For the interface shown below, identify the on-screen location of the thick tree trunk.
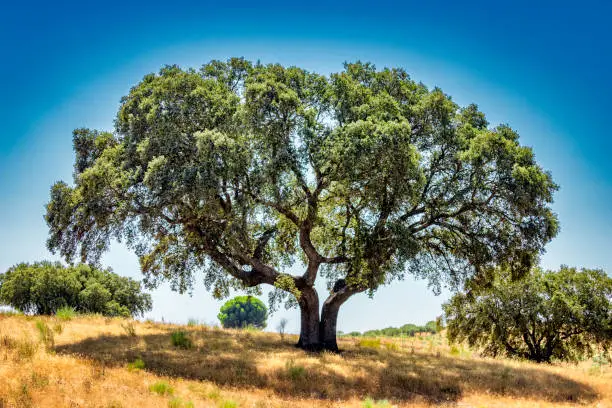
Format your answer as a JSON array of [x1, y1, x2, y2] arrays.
[[296, 286, 322, 351], [319, 283, 357, 352], [320, 299, 342, 352]]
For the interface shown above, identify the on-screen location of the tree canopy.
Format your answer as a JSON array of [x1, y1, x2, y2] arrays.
[[444, 266, 612, 362], [46, 58, 558, 350], [217, 295, 268, 329], [0, 261, 152, 317]]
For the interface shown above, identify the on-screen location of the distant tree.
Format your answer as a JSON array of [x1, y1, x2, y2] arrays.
[[45, 58, 558, 351], [218, 296, 268, 329], [0, 261, 152, 317], [277, 317, 289, 340], [444, 266, 612, 362]]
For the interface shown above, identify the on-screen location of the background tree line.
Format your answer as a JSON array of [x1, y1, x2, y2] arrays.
[[342, 320, 441, 337]]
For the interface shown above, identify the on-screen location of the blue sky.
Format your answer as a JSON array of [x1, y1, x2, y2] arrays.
[[1, 0, 610, 333]]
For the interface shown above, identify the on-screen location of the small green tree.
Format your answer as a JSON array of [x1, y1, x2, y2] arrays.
[[0, 261, 152, 317], [218, 296, 268, 329], [444, 266, 612, 363]]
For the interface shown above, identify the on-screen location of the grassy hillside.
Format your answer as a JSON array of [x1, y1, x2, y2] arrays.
[[0, 313, 610, 407]]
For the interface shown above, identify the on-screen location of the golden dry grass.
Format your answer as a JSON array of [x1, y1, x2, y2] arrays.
[[0, 313, 610, 407]]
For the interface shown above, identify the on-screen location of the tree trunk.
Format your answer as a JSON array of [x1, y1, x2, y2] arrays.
[[296, 286, 322, 351], [320, 299, 341, 352], [319, 283, 357, 352]]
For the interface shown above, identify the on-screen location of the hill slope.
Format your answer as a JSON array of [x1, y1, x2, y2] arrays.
[[0, 313, 610, 407]]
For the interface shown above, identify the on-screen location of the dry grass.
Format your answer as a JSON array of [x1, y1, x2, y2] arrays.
[[0, 312, 610, 407]]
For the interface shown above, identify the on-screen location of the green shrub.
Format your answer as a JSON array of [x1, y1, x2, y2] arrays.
[[149, 381, 174, 396], [35, 320, 54, 350], [219, 400, 239, 408], [358, 338, 381, 350], [217, 296, 267, 329], [285, 359, 306, 381], [362, 398, 393, 408], [168, 397, 195, 408], [171, 330, 192, 349], [187, 318, 198, 326], [127, 357, 145, 371], [56, 306, 76, 321]]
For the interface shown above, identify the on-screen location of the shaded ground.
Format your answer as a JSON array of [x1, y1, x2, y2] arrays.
[[54, 325, 599, 405]]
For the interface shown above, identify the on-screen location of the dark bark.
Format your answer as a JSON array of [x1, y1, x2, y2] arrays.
[[293, 281, 360, 352], [295, 286, 322, 351], [319, 283, 359, 352]]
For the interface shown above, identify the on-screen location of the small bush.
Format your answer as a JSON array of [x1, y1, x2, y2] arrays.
[[362, 398, 393, 408], [449, 345, 460, 356], [149, 381, 174, 396], [383, 342, 399, 351], [127, 357, 145, 371], [171, 330, 192, 349], [56, 306, 76, 321], [358, 338, 381, 350], [187, 318, 198, 326], [35, 320, 54, 350], [285, 359, 306, 381], [168, 397, 195, 408], [219, 400, 239, 408]]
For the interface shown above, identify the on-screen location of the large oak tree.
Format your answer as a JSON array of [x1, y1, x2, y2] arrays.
[[46, 59, 558, 351]]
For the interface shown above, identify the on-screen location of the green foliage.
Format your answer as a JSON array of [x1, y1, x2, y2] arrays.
[[362, 398, 393, 408], [0, 261, 152, 317], [350, 321, 438, 338], [127, 357, 145, 371], [217, 296, 268, 329], [149, 381, 174, 396], [358, 338, 381, 349], [45, 58, 558, 348], [35, 320, 54, 350], [444, 266, 612, 363], [168, 397, 194, 408], [170, 330, 192, 349], [218, 400, 239, 408], [284, 359, 306, 381], [56, 306, 76, 321]]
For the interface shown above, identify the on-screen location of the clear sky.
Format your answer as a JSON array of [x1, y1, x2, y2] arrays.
[[1, 0, 610, 334]]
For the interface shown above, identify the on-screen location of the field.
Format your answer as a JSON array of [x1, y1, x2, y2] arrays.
[[0, 313, 610, 407]]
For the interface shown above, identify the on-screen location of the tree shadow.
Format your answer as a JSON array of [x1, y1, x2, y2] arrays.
[[55, 329, 600, 405]]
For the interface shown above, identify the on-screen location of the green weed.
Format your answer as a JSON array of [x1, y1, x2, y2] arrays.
[[171, 330, 192, 349], [149, 381, 174, 396], [56, 306, 76, 321]]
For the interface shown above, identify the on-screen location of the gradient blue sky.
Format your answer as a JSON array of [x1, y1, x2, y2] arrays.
[[1, 0, 610, 333]]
